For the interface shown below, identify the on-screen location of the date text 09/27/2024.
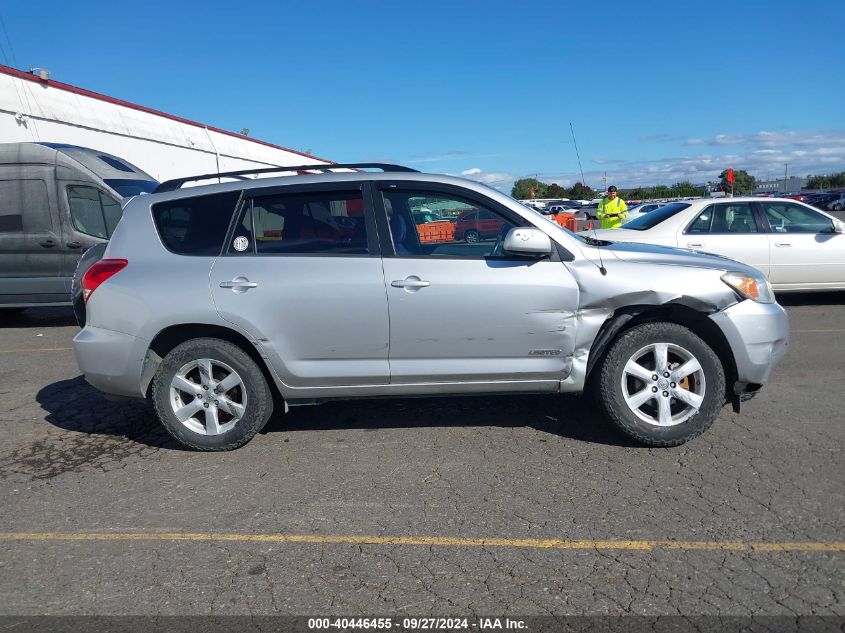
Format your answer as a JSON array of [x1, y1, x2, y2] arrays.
[[307, 617, 527, 630]]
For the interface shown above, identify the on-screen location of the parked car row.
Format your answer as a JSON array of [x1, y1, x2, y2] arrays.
[[805, 191, 845, 213]]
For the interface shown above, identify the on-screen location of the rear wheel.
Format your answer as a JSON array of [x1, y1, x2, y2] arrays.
[[596, 322, 725, 447], [464, 229, 480, 243], [152, 338, 274, 451]]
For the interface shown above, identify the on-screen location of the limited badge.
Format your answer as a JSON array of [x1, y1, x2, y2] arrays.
[[233, 236, 249, 252]]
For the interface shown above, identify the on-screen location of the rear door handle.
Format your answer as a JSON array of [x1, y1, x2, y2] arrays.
[[40, 239, 56, 248], [775, 241, 792, 247], [391, 276, 430, 290], [686, 242, 704, 248], [66, 241, 82, 249], [219, 276, 258, 292]]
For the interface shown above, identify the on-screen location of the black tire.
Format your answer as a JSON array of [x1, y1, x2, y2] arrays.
[[152, 338, 274, 451], [596, 322, 725, 447], [465, 229, 480, 243]]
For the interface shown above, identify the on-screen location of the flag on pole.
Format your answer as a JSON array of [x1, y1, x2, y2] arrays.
[[727, 168, 735, 183]]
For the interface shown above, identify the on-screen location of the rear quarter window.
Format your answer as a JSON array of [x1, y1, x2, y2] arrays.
[[152, 191, 241, 255]]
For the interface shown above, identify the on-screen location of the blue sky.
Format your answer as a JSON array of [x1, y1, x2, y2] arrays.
[[2, 0, 843, 192]]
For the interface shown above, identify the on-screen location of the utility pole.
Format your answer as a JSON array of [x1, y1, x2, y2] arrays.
[[603, 172, 607, 192], [784, 163, 788, 192]]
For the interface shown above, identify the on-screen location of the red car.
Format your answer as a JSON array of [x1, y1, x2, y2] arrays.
[[453, 209, 506, 243]]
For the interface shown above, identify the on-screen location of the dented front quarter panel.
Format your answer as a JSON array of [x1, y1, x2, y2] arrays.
[[556, 242, 743, 393]]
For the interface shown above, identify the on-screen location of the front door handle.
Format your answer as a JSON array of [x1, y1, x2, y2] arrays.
[[775, 241, 792, 247], [391, 276, 430, 290], [66, 241, 82, 249], [686, 242, 704, 248], [219, 276, 258, 293], [40, 239, 56, 248]]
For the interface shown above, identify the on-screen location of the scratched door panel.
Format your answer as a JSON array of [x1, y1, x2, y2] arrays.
[[382, 258, 579, 383]]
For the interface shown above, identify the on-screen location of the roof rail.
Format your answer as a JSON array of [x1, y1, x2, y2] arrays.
[[153, 163, 418, 193]]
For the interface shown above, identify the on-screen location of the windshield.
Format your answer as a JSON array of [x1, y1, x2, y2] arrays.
[[625, 202, 691, 230], [105, 179, 159, 198]]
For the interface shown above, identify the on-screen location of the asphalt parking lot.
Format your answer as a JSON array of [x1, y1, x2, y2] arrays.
[[0, 297, 843, 618]]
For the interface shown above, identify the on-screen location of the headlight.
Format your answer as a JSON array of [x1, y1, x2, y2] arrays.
[[721, 271, 775, 304]]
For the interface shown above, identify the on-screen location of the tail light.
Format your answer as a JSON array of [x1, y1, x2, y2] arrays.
[[82, 259, 128, 302]]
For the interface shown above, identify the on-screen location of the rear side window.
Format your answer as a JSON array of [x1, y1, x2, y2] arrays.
[[228, 189, 368, 256], [153, 191, 241, 255], [687, 202, 758, 234]]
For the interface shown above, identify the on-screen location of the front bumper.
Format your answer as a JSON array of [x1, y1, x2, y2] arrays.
[[709, 299, 789, 388], [73, 326, 148, 398]]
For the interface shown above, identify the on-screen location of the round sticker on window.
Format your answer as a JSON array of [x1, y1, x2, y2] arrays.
[[233, 236, 249, 252]]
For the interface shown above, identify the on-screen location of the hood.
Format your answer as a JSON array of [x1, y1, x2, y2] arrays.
[[602, 240, 762, 276], [591, 228, 641, 240]]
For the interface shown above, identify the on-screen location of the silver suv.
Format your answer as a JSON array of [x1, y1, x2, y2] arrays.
[[73, 164, 789, 450]]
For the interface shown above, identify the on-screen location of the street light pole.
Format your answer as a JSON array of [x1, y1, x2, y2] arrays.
[[784, 163, 788, 193]]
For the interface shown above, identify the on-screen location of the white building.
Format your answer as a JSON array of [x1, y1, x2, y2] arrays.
[[0, 64, 331, 183]]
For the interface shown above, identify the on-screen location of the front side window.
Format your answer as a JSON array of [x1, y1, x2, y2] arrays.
[[763, 201, 834, 234], [383, 190, 521, 258], [687, 202, 758, 234], [152, 191, 241, 255], [67, 186, 122, 239], [230, 190, 368, 256]]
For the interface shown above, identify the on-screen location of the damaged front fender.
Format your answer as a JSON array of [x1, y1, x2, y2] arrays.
[[560, 255, 740, 393]]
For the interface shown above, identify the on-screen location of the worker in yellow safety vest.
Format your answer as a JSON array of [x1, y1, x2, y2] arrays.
[[596, 185, 628, 229]]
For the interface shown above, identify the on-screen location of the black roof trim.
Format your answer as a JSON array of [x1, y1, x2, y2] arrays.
[[153, 163, 419, 193]]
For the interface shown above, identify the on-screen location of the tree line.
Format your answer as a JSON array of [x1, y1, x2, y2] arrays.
[[512, 169, 843, 202], [511, 179, 596, 201], [806, 172, 845, 189]]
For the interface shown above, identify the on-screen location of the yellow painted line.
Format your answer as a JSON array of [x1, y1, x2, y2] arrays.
[[0, 347, 73, 354], [0, 532, 842, 552]]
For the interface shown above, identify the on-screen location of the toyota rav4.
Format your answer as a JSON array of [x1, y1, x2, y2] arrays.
[[73, 164, 789, 451]]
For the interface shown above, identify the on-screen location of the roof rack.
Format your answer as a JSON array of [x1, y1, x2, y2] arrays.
[[153, 163, 418, 193]]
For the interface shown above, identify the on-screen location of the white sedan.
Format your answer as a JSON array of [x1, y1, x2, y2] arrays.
[[590, 197, 845, 292]]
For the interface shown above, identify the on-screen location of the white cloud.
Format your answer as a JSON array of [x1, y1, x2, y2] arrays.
[[541, 142, 845, 188], [695, 130, 845, 148], [456, 167, 514, 190]]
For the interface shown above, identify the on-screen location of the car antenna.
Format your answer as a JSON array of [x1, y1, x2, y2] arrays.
[[571, 121, 607, 275], [592, 219, 608, 276]]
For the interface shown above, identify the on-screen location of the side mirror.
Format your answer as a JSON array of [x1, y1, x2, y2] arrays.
[[834, 220, 845, 234], [503, 227, 552, 257]]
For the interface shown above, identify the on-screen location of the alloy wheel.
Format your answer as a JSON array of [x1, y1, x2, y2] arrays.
[[169, 358, 247, 435], [620, 343, 706, 427]]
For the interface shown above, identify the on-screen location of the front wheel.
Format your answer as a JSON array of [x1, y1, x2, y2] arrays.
[[152, 338, 274, 451], [596, 322, 725, 446], [464, 229, 480, 243]]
